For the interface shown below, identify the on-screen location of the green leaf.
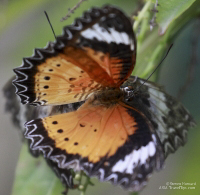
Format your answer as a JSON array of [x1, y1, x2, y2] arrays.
[[156, 0, 196, 34], [12, 144, 65, 195], [134, 0, 200, 79]]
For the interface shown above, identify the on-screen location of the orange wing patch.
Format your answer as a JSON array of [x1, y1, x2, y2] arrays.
[[62, 47, 117, 87], [28, 101, 138, 163], [83, 48, 124, 86], [34, 54, 102, 105], [82, 47, 135, 87], [13, 49, 104, 106]]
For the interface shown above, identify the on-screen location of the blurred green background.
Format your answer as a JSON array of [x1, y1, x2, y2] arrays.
[[0, 0, 199, 195]]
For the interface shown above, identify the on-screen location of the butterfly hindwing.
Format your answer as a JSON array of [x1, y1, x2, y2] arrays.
[[122, 76, 196, 158], [13, 5, 136, 106], [25, 98, 164, 191]]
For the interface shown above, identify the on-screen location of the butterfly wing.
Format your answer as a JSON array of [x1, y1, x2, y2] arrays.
[[56, 5, 136, 86], [24, 98, 164, 191], [4, 77, 81, 187], [3, 77, 76, 188], [122, 76, 196, 158], [13, 42, 102, 106], [13, 5, 136, 106]]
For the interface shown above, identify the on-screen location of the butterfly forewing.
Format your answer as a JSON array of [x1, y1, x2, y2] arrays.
[[13, 5, 136, 106], [57, 6, 136, 86]]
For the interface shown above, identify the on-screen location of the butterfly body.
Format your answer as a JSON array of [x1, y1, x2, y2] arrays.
[[91, 88, 123, 105], [12, 5, 195, 192]]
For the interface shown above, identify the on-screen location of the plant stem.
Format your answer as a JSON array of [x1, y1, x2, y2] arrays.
[[133, 1, 152, 31]]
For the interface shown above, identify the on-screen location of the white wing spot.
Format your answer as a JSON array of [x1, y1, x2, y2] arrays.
[[81, 28, 104, 42], [121, 32, 129, 45], [112, 141, 156, 174], [81, 24, 132, 47]]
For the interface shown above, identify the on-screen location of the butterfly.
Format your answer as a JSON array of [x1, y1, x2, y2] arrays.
[[12, 5, 195, 191]]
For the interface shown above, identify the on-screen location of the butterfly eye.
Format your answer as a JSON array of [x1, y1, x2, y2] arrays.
[[123, 86, 132, 93]]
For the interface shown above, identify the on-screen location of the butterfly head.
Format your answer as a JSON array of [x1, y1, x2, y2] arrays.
[[121, 86, 135, 102], [120, 76, 140, 102]]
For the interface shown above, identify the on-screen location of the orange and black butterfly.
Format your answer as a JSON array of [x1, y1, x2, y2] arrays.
[[12, 5, 195, 191]]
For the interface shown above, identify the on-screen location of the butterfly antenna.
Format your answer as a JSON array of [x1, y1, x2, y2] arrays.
[[136, 44, 173, 92], [44, 11, 57, 40]]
